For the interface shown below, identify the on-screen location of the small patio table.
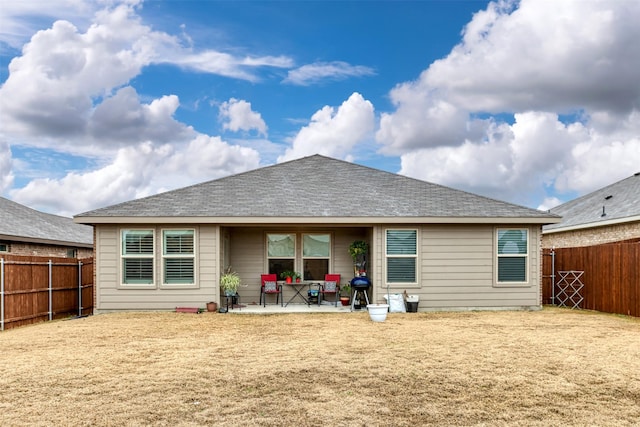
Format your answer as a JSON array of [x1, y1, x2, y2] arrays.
[[282, 281, 318, 307]]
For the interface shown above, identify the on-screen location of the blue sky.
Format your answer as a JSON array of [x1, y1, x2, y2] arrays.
[[1, 0, 639, 217]]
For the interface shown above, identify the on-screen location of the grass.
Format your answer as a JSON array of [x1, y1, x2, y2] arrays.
[[0, 307, 639, 426]]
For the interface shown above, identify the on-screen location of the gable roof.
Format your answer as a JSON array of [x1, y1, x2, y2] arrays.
[[75, 155, 558, 225], [544, 172, 640, 233], [1, 197, 93, 247]]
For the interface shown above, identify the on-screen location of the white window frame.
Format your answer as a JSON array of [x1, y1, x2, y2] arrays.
[[120, 229, 155, 288], [385, 228, 419, 287], [266, 233, 297, 277], [0, 242, 9, 253], [495, 228, 529, 286], [302, 233, 331, 280], [161, 228, 197, 288]]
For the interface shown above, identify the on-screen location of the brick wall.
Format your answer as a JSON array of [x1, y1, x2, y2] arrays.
[[0, 241, 93, 258], [542, 221, 640, 248]]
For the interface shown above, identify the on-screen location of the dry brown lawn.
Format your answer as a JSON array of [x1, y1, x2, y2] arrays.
[[0, 307, 639, 426]]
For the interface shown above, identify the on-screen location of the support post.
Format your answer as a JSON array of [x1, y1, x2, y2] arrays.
[[78, 260, 83, 317], [551, 249, 555, 305], [48, 259, 53, 321]]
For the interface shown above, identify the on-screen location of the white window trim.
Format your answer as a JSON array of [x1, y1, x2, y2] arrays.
[[120, 228, 156, 289], [266, 232, 297, 272], [494, 227, 529, 286], [302, 233, 332, 280], [161, 228, 197, 289], [384, 228, 419, 287]]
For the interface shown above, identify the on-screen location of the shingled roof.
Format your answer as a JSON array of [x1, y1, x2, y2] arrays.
[[544, 172, 640, 232], [1, 197, 93, 246], [75, 155, 558, 223]]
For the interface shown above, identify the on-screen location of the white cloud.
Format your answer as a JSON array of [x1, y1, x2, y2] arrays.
[[278, 92, 375, 162], [378, 0, 640, 207], [219, 98, 268, 136], [538, 197, 562, 211], [399, 111, 640, 207], [284, 61, 375, 86], [0, 140, 14, 193], [89, 86, 193, 146], [425, 0, 640, 114], [0, 1, 292, 148], [0, 0, 96, 49], [172, 52, 293, 82], [10, 136, 260, 216]]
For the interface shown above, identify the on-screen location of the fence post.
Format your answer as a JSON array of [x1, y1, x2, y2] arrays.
[[1, 258, 4, 331], [78, 260, 82, 317], [48, 260, 53, 321], [551, 249, 555, 305]]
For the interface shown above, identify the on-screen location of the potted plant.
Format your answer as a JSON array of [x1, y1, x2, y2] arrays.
[[339, 283, 351, 306], [220, 268, 241, 296], [280, 270, 297, 283], [349, 240, 368, 276]]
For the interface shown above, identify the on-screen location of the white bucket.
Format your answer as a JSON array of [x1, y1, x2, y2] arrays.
[[406, 295, 419, 303], [367, 304, 389, 322]]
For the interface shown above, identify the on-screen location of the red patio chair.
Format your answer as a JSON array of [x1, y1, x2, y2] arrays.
[[260, 274, 282, 307], [319, 274, 341, 306]]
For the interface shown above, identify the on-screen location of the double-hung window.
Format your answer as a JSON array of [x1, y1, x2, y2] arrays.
[[267, 234, 295, 279], [302, 234, 330, 280], [163, 230, 195, 285], [496, 229, 528, 283], [386, 229, 417, 284], [122, 229, 154, 285]]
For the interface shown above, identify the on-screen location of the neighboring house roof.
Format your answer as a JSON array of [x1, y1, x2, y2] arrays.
[[0, 197, 93, 247], [544, 172, 640, 233], [75, 155, 559, 225]]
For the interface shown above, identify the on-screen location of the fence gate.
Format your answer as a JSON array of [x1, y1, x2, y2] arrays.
[[555, 270, 585, 309]]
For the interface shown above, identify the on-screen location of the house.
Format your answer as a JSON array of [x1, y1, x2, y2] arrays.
[[0, 196, 93, 258], [74, 155, 559, 313], [542, 172, 640, 248]]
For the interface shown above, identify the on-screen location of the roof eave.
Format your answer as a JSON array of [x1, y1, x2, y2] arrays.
[[0, 234, 93, 248], [75, 215, 560, 225], [543, 214, 640, 234]]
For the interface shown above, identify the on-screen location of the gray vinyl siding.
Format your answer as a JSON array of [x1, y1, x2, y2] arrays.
[[370, 224, 541, 310], [94, 224, 219, 312]]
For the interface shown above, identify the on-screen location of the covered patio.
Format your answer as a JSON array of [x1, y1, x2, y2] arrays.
[[218, 301, 357, 314]]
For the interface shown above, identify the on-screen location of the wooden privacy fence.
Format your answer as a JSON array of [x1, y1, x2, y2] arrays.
[[1, 255, 94, 331], [542, 240, 640, 317]]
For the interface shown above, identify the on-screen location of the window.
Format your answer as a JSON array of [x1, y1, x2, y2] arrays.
[[163, 230, 195, 285], [0, 242, 8, 252], [496, 229, 528, 283], [67, 248, 77, 258], [386, 229, 417, 284], [121, 229, 154, 285], [302, 234, 330, 280], [267, 234, 295, 279]]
